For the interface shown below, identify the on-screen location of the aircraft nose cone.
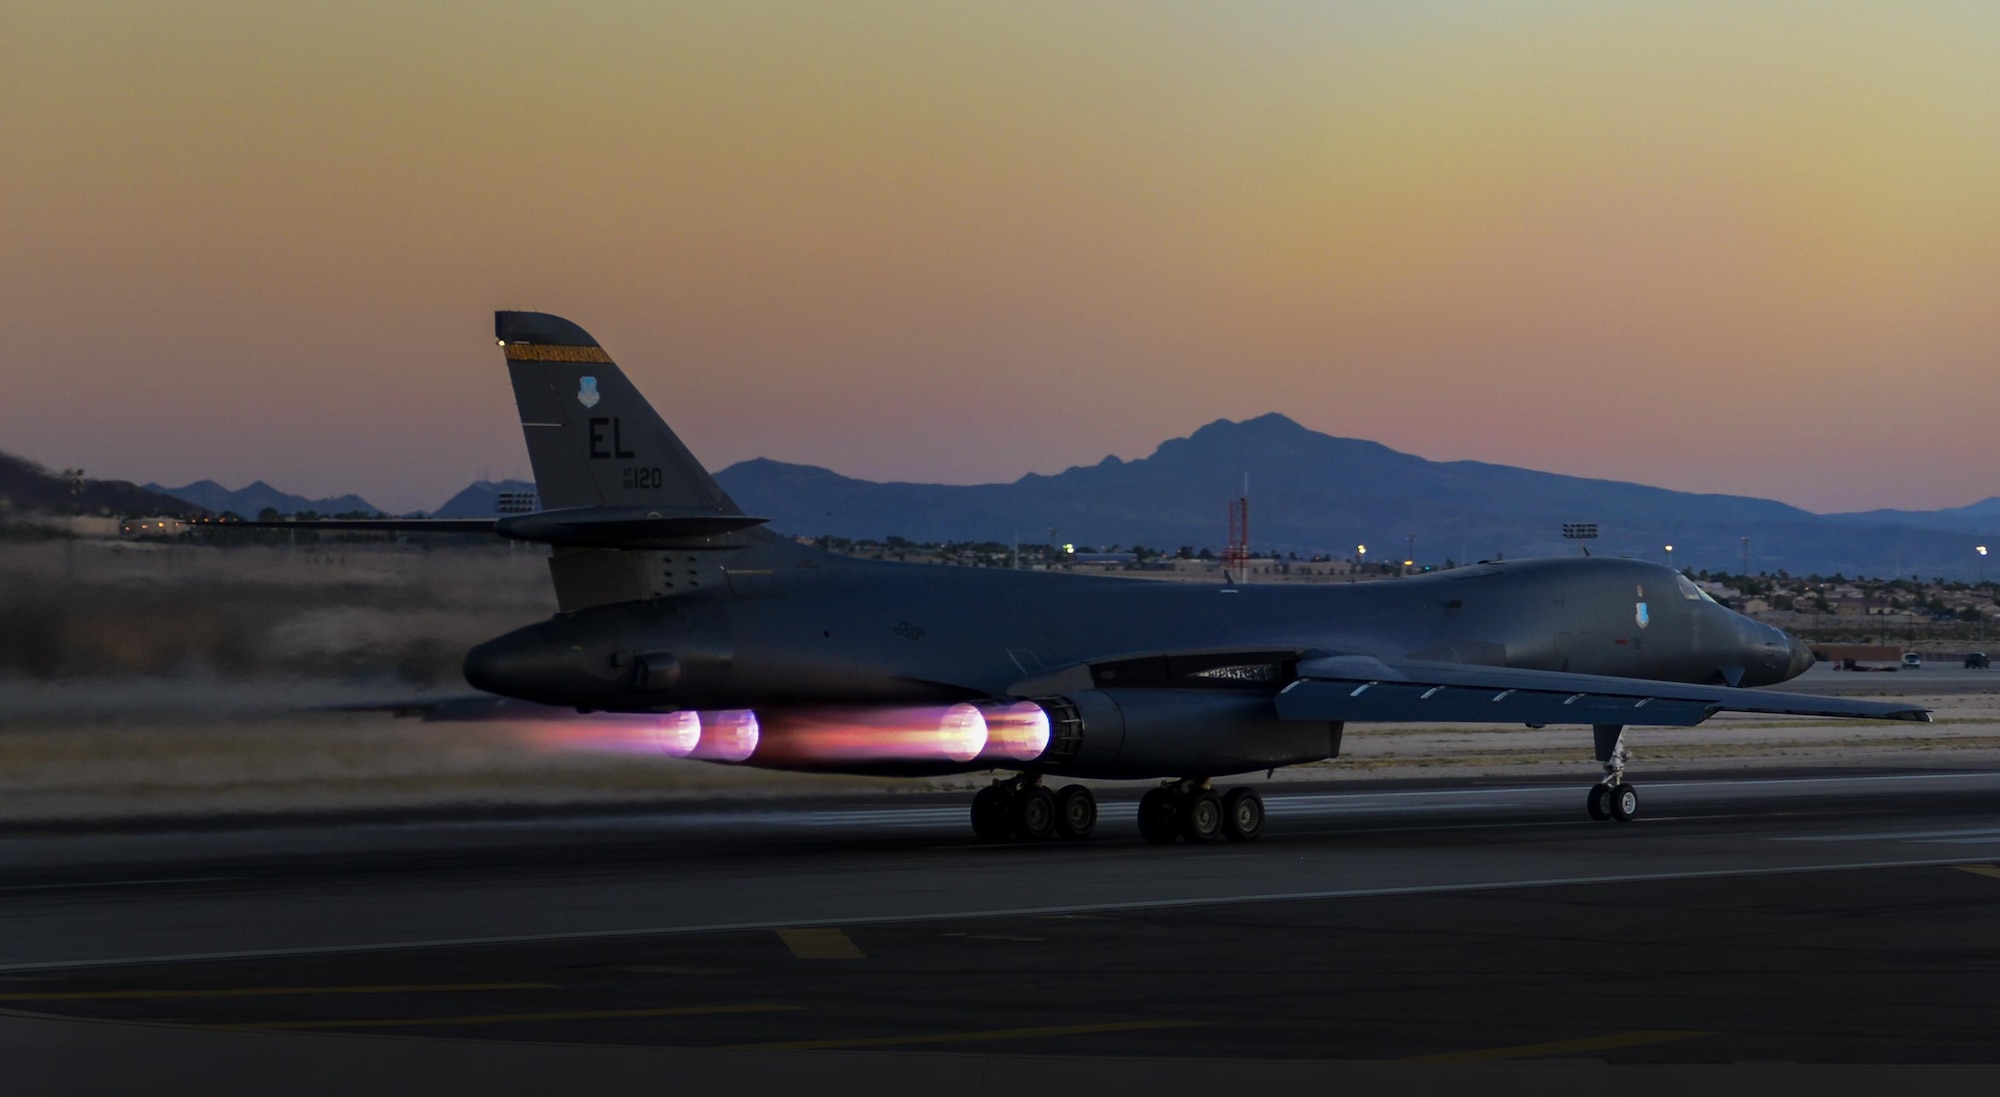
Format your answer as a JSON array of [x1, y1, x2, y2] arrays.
[[1784, 633, 1816, 681]]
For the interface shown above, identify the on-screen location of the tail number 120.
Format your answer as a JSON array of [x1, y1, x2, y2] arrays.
[[622, 466, 664, 490]]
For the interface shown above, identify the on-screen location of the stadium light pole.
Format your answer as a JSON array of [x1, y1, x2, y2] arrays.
[[1664, 544, 1674, 570], [1980, 546, 1989, 645]]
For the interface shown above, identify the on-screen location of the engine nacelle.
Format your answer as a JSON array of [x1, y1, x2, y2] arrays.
[[1030, 689, 1341, 780]]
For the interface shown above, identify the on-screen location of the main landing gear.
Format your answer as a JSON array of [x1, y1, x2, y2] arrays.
[[971, 775, 1097, 842], [1586, 723, 1639, 823], [1138, 779, 1264, 844]]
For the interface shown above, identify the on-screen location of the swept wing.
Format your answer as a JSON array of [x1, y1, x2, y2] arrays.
[[1277, 655, 1930, 727]]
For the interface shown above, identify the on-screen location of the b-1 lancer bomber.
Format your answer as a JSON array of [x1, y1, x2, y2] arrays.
[[275, 312, 1930, 845]]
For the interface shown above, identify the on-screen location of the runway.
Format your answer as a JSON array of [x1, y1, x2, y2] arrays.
[[6, 763, 2000, 1093], [1773, 661, 2000, 695]]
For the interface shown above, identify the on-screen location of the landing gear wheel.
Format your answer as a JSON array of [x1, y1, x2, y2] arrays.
[[970, 785, 1013, 842], [1180, 789, 1224, 843], [1137, 787, 1179, 844], [1586, 784, 1612, 821], [1216, 788, 1264, 840], [1609, 782, 1639, 823], [1011, 786, 1058, 840], [1221, 787, 1264, 842], [1053, 784, 1097, 840]]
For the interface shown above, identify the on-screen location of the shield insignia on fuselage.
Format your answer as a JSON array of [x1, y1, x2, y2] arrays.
[[1635, 601, 1650, 629], [577, 376, 600, 408]]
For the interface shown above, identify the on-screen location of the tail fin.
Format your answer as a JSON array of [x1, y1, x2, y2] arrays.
[[496, 311, 740, 514]]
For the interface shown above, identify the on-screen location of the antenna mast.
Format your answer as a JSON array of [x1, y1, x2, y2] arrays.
[[1225, 473, 1250, 584]]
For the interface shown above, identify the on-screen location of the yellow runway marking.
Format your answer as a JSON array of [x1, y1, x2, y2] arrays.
[[726, 1019, 1205, 1051], [0, 983, 552, 1002], [778, 927, 865, 959], [1953, 864, 2000, 880], [213, 1004, 798, 1031], [1402, 1029, 1712, 1063]]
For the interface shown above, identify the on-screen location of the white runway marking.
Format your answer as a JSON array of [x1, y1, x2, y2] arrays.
[[1263, 800, 1507, 815], [1770, 827, 2000, 843], [0, 854, 1983, 977], [0, 877, 240, 894]]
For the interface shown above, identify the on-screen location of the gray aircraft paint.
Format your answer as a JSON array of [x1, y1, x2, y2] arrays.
[[498, 311, 740, 515]]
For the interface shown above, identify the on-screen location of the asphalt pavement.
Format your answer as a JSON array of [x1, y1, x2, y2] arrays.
[[6, 763, 2000, 1094]]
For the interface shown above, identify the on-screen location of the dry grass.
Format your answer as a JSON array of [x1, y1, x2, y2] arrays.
[[0, 540, 552, 683]]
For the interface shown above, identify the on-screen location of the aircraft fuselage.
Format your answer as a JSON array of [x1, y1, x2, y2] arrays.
[[465, 550, 1811, 715]]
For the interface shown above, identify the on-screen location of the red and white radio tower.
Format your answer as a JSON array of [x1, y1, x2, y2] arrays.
[[1224, 474, 1250, 584]]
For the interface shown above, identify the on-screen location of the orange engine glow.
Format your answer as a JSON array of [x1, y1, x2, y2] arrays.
[[976, 700, 1051, 762], [512, 709, 701, 757], [689, 709, 760, 763], [752, 703, 990, 767]]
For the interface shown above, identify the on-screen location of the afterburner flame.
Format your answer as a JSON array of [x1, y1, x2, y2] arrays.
[[690, 709, 760, 763], [751, 703, 990, 766], [976, 700, 1051, 762], [514, 709, 701, 757], [646, 710, 702, 757]]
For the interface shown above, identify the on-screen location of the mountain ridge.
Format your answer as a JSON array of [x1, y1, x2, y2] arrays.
[[143, 479, 382, 517], [14, 414, 1996, 577], [708, 414, 1994, 578]]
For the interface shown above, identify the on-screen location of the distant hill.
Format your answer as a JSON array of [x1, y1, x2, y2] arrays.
[[432, 479, 539, 518], [0, 452, 205, 517], [21, 413, 1997, 577], [1829, 497, 2000, 535], [713, 413, 2000, 580], [144, 479, 381, 518]]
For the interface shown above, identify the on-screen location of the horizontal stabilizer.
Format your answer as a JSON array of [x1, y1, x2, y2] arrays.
[[216, 518, 497, 534], [492, 505, 767, 548], [1279, 656, 1931, 726], [220, 505, 766, 548]]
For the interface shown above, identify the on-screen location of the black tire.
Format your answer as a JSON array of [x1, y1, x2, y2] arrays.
[[1220, 787, 1264, 841], [1180, 790, 1224, 843], [970, 785, 1013, 842], [1586, 784, 1612, 821], [1137, 787, 1178, 844], [1011, 786, 1058, 840], [1054, 784, 1097, 840], [1609, 782, 1639, 823]]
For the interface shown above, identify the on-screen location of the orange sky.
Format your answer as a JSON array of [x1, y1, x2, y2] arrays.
[[3, 1, 1997, 514]]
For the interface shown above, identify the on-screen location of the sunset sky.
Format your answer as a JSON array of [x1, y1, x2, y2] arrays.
[[4, 1, 1997, 515]]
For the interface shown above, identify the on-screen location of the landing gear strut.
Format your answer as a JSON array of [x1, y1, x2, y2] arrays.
[[1586, 723, 1639, 823], [971, 775, 1097, 842], [1139, 779, 1264, 844]]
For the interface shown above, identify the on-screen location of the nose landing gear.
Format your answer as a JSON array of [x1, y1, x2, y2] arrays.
[[1138, 779, 1265, 844], [1586, 724, 1639, 823], [971, 775, 1098, 842]]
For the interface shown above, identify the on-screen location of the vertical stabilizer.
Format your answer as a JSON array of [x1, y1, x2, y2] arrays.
[[495, 311, 740, 514]]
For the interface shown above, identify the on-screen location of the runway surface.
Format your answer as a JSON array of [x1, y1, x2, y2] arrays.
[[1773, 661, 1999, 695], [6, 761, 2000, 1091]]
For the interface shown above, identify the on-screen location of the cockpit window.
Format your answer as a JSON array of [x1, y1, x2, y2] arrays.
[[1676, 574, 1713, 603]]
